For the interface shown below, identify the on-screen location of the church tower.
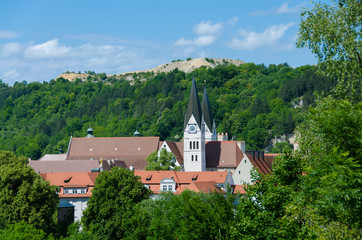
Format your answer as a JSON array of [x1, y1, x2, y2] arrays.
[[201, 88, 217, 141], [183, 76, 206, 171]]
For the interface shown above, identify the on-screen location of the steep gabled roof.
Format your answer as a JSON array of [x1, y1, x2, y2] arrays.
[[206, 141, 243, 168], [201, 88, 214, 131], [184, 76, 202, 128], [245, 151, 276, 175], [165, 141, 184, 165]]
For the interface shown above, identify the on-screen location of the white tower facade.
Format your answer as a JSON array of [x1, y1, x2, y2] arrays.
[[184, 115, 206, 171]]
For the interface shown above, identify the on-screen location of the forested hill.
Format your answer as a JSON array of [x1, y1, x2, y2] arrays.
[[0, 63, 336, 159]]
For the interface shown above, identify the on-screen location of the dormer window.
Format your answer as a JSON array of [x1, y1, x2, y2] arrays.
[[160, 178, 176, 192]]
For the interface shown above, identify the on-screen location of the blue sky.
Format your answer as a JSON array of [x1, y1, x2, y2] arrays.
[[0, 0, 324, 85]]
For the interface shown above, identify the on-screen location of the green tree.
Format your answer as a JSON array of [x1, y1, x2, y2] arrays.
[[297, 0, 361, 100], [127, 191, 235, 240], [0, 150, 27, 165], [0, 152, 59, 234], [145, 148, 181, 171], [287, 96, 362, 238], [82, 167, 151, 239], [0, 221, 49, 240]]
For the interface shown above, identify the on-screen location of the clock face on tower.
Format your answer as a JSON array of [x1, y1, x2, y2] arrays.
[[188, 124, 197, 133]]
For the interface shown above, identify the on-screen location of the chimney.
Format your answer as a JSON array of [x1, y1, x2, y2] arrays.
[[236, 141, 245, 153]]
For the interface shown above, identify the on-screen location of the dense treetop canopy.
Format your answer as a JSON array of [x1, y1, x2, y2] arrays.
[[0, 63, 335, 159]]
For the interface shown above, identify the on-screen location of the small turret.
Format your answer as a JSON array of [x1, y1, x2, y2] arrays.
[[86, 126, 94, 138], [134, 129, 141, 137]]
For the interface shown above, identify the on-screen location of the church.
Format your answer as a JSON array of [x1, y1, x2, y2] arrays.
[[30, 76, 274, 184]]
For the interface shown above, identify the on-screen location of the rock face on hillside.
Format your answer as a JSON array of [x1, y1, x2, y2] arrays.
[[57, 73, 90, 82], [123, 58, 245, 75], [57, 58, 245, 81]]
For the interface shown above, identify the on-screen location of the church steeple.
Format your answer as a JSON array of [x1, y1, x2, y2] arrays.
[[201, 88, 213, 132], [184, 76, 202, 129], [183, 76, 206, 172], [201, 88, 217, 141]]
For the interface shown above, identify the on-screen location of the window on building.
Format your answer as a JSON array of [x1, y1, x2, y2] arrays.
[[160, 178, 176, 192], [196, 141, 199, 149], [195, 155, 198, 161], [64, 189, 69, 194], [193, 141, 195, 149], [239, 171, 241, 174], [244, 159, 246, 163], [190, 142, 192, 149], [81, 188, 86, 194], [191, 155, 194, 161], [72, 189, 77, 194]]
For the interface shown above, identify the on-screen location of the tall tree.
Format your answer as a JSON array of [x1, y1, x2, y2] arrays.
[[0, 151, 59, 234], [297, 0, 361, 100], [82, 167, 151, 239]]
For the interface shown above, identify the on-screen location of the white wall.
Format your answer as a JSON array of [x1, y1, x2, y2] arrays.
[[232, 154, 254, 184], [62, 197, 89, 222]]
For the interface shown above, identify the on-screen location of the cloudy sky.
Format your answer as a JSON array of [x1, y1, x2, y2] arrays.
[[1, 0, 323, 85]]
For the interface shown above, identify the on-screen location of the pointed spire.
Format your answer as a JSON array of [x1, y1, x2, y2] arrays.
[[201, 87, 214, 132], [184, 76, 202, 129]]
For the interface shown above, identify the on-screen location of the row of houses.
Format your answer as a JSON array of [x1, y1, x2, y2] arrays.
[[29, 77, 277, 222]]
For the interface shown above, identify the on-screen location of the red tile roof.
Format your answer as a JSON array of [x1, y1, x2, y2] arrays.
[[41, 172, 99, 198], [245, 151, 276, 175], [232, 185, 247, 195], [135, 171, 229, 194]]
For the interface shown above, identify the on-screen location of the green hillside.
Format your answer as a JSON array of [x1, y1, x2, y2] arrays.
[[0, 63, 336, 159]]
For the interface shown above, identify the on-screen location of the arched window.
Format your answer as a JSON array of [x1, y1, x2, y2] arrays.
[[195, 155, 198, 161], [196, 141, 199, 149], [191, 155, 194, 161], [190, 141, 192, 149], [193, 141, 195, 149]]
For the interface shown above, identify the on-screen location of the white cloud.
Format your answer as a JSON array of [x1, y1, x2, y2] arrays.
[[0, 43, 21, 57], [228, 23, 295, 50], [276, 2, 300, 14], [175, 20, 223, 48], [25, 39, 71, 58], [227, 17, 239, 26], [0, 30, 18, 39], [2, 69, 20, 80], [250, 2, 300, 16], [175, 35, 216, 46], [194, 21, 223, 35], [0, 38, 166, 85]]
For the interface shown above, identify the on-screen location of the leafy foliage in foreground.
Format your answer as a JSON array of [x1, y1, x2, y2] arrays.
[[0, 63, 335, 159], [0, 151, 59, 237], [82, 167, 151, 240], [126, 191, 235, 240]]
